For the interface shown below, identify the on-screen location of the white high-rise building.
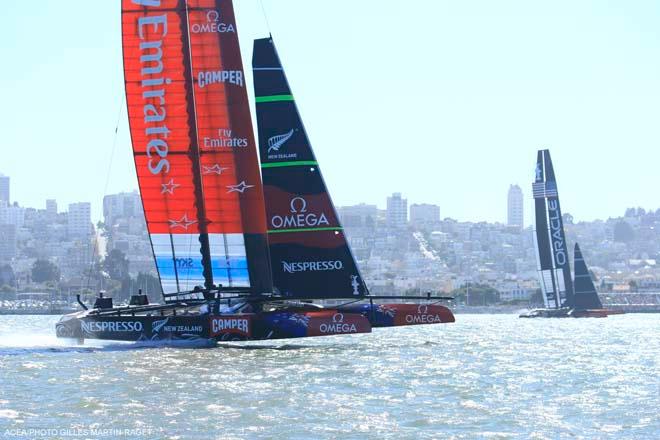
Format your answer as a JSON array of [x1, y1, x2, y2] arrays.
[[507, 184, 524, 229], [386, 193, 408, 228], [103, 191, 143, 226], [0, 201, 25, 228], [0, 174, 9, 204], [338, 204, 378, 228], [46, 199, 58, 219], [410, 203, 440, 226], [68, 202, 92, 239]]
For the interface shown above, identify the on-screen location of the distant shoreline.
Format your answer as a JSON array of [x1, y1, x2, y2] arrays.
[[0, 310, 75, 316]]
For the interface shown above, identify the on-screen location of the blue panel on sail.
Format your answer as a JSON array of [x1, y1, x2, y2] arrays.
[[151, 233, 207, 294], [208, 233, 250, 287]]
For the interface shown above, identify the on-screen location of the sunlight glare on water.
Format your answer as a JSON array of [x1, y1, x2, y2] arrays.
[[0, 314, 658, 439]]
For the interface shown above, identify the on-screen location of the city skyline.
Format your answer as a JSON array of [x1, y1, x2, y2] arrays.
[[1, 173, 657, 228], [1, 1, 659, 224]]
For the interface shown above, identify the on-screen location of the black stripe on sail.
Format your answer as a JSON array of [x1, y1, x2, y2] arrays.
[[179, 0, 214, 292], [214, 2, 273, 294]]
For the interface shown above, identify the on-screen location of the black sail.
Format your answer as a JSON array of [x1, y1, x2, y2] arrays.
[[533, 151, 559, 308], [532, 149, 574, 308], [572, 243, 603, 310], [252, 37, 367, 299]]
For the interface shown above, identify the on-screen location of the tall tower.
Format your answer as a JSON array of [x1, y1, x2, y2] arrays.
[[386, 192, 408, 228], [0, 174, 9, 204], [507, 184, 523, 229], [67, 202, 92, 239]]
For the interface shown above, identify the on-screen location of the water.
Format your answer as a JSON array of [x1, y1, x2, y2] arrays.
[[0, 314, 658, 439]]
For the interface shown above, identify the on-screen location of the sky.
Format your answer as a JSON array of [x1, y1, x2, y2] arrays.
[[0, 0, 659, 225]]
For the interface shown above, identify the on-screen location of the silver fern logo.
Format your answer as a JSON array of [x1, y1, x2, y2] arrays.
[[267, 129, 295, 153], [152, 318, 170, 334]]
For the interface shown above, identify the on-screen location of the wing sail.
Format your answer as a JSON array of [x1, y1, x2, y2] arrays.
[[122, 0, 271, 298], [532, 149, 574, 308]]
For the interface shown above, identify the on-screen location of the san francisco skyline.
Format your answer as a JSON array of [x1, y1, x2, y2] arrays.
[[1, 0, 658, 223]]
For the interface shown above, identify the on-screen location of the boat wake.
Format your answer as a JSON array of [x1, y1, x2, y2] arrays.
[[0, 331, 216, 356], [216, 342, 313, 350]]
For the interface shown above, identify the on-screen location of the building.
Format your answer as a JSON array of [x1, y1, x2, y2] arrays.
[[0, 224, 17, 261], [386, 193, 407, 228], [499, 284, 533, 302], [67, 202, 92, 239], [103, 191, 142, 226], [0, 174, 8, 204], [0, 201, 25, 228], [46, 199, 58, 221], [338, 203, 378, 228], [410, 203, 440, 226], [507, 184, 523, 229]]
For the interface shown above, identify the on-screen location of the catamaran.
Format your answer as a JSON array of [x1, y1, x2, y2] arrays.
[[520, 149, 618, 318], [55, 0, 454, 343]]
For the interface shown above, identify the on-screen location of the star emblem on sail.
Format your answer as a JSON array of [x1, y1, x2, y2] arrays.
[[268, 129, 295, 153], [227, 181, 254, 193], [168, 214, 197, 230], [202, 164, 229, 175], [161, 179, 181, 195]]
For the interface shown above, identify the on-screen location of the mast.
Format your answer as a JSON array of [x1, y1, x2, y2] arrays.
[[121, 0, 272, 300], [180, 0, 213, 291], [533, 151, 558, 308], [252, 37, 368, 299]]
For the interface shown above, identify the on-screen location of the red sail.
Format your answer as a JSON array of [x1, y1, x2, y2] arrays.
[[122, 0, 269, 295], [185, 0, 266, 235]]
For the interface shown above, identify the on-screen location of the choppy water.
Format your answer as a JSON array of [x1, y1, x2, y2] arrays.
[[0, 314, 658, 440]]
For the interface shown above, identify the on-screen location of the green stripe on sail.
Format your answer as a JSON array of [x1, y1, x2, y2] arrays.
[[255, 94, 294, 103], [261, 161, 318, 169], [268, 227, 343, 234]]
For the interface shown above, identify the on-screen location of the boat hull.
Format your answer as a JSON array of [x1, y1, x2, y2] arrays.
[[56, 301, 456, 343], [570, 308, 623, 318], [56, 307, 372, 343], [519, 308, 618, 318], [338, 303, 455, 327]]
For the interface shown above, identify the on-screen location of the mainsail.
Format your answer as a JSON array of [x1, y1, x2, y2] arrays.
[[252, 37, 367, 298], [122, 0, 272, 298], [532, 149, 574, 308], [572, 243, 603, 310]]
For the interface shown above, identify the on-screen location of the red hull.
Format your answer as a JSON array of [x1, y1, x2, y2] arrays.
[[571, 309, 609, 318], [385, 304, 455, 325]]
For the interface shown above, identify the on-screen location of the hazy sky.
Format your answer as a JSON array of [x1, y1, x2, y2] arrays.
[[1, 1, 658, 225]]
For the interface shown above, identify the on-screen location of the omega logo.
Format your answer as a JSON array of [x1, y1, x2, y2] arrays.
[[290, 197, 307, 213]]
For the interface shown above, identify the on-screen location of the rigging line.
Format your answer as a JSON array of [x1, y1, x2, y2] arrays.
[[85, 94, 125, 292], [258, 0, 272, 35]]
